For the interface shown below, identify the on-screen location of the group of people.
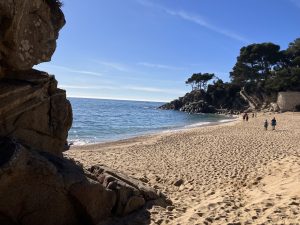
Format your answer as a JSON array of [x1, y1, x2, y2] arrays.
[[242, 112, 257, 122], [242, 112, 277, 131], [264, 117, 277, 131]]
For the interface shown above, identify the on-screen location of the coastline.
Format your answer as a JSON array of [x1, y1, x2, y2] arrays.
[[66, 112, 300, 224], [69, 114, 239, 148]]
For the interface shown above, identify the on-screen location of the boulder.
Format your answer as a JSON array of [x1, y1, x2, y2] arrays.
[[0, 70, 72, 156], [89, 165, 160, 216], [0, 137, 116, 225], [0, 0, 65, 74]]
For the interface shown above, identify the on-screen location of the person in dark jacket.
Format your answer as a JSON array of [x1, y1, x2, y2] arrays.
[[264, 119, 268, 130], [271, 117, 277, 130]]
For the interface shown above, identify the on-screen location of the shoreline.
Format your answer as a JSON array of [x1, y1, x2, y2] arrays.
[[69, 115, 240, 150], [66, 112, 300, 224], [69, 115, 241, 150]]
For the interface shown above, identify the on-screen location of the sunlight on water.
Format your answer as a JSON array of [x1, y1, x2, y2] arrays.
[[68, 98, 234, 145]]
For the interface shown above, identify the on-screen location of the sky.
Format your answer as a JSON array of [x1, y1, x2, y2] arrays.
[[36, 0, 300, 102]]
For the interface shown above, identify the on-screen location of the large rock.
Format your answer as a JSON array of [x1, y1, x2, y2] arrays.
[[0, 1, 166, 224], [0, 0, 65, 75], [89, 165, 160, 216], [0, 69, 72, 156], [0, 138, 163, 225], [0, 137, 116, 225]]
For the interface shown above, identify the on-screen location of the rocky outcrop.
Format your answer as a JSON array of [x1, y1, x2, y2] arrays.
[[89, 165, 161, 216], [160, 89, 247, 114], [159, 90, 216, 113], [0, 70, 72, 156], [0, 137, 163, 225], [0, 0, 65, 75], [0, 0, 70, 156], [0, 1, 164, 224], [277, 92, 300, 112], [0, 137, 115, 225]]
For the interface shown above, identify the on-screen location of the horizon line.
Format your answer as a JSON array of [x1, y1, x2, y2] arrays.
[[67, 95, 168, 103]]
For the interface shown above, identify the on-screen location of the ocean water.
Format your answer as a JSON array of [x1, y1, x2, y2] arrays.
[[68, 98, 234, 145]]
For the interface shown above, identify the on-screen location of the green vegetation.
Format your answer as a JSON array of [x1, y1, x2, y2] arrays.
[[230, 38, 300, 93], [174, 38, 300, 113], [185, 73, 215, 91], [186, 37, 300, 96]]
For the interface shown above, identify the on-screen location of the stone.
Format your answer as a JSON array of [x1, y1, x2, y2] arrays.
[[123, 196, 146, 215], [0, 70, 72, 156], [0, 0, 169, 224], [89, 165, 161, 216], [174, 179, 184, 187], [0, 137, 117, 225], [277, 92, 300, 112], [0, 0, 65, 74]]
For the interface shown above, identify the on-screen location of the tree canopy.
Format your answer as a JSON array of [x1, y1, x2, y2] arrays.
[[230, 38, 300, 92], [183, 37, 300, 104], [185, 73, 215, 91], [230, 43, 281, 84]]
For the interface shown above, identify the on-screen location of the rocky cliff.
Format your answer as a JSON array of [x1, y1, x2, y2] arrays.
[[160, 84, 249, 114], [0, 70, 72, 156], [0, 1, 163, 224]]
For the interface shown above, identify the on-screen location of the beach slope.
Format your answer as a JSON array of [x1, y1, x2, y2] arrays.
[[67, 112, 300, 224]]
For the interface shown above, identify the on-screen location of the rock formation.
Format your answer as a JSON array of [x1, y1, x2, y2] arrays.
[[0, 0, 65, 75], [277, 92, 300, 112], [0, 1, 163, 224], [0, 70, 72, 156], [159, 89, 248, 114], [0, 137, 162, 225], [0, 0, 71, 155]]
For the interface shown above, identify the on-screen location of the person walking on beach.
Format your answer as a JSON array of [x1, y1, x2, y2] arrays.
[[264, 119, 268, 130], [245, 113, 249, 122], [271, 117, 277, 130], [243, 113, 246, 121]]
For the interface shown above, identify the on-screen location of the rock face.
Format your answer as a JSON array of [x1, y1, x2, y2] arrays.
[[0, 0, 65, 75], [0, 137, 162, 225], [159, 89, 247, 114], [0, 1, 163, 225], [0, 0, 70, 156], [0, 137, 115, 225], [0, 70, 72, 156], [89, 165, 160, 216], [277, 92, 300, 112]]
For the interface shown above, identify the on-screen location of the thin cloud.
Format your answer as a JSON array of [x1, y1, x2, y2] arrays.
[[136, 0, 249, 43], [93, 60, 129, 72], [47, 65, 103, 77], [125, 85, 186, 94], [138, 62, 185, 70]]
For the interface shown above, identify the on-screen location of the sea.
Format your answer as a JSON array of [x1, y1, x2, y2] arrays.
[[68, 98, 235, 145]]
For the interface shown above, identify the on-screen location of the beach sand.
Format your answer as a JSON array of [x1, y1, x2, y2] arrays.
[[66, 112, 300, 225]]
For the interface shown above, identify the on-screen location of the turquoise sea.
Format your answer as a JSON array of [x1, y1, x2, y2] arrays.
[[68, 98, 235, 145]]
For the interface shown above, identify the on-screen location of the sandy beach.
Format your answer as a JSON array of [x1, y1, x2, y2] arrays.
[[66, 112, 300, 225]]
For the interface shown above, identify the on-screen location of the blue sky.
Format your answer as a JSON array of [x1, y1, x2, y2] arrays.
[[36, 0, 300, 102]]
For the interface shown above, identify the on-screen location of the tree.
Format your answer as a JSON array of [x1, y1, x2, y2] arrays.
[[265, 38, 300, 92], [286, 38, 300, 67], [230, 43, 282, 85], [185, 73, 215, 91]]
